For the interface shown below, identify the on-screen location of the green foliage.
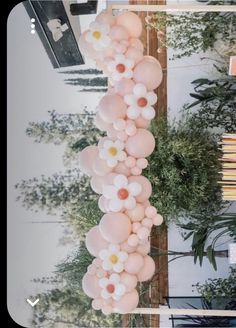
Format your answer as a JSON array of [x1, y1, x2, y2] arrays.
[[146, 1, 236, 59], [31, 243, 121, 328], [179, 213, 236, 270], [26, 110, 104, 166], [15, 169, 101, 239], [143, 118, 222, 221], [194, 267, 236, 303], [186, 72, 236, 133]]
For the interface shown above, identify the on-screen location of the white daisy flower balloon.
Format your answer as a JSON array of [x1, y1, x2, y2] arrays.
[[124, 83, 158, 120], [99, 244, 128, 273], [103, 174, 142, 212], [107, 54, 134, 81], [85, 22, 111, 51], [99, 273, 126, 301], [99, 139, 127, 167]]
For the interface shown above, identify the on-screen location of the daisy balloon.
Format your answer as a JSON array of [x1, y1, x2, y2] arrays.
[[85, 22, 111, 51], [99, 139, 127, 167], [99, 273, 126, 301], [102, 174, 142, 212], [107, 54, 134, 81], [124, 83, 158, 120], [99, 244, 128, 273]]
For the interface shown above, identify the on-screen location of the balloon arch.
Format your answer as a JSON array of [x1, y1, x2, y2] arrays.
[[78, 10, 164, 315]]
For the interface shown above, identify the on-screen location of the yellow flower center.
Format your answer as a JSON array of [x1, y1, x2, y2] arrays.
[[92, 31, 101, 40], [108, 147, 118, 156], [109, 254, 118, 264]]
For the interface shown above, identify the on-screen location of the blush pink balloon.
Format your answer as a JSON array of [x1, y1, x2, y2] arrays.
[[98, 195, 110, 213], [109, 25, 129, 41], [85, 226, 109, 257], [78, 145, 98, 176], [128, 176, 152, 203], [120, 241, 137, 253], [93, 157, 113, 177], [116, 12, 142, 38], [137, 255, 155, 282], [99, 213, 132, 243], [152, 214, 164, 226], [135, 116, 151, 128], [120, 272, 138, 292], [137, 240, 151, 256], [98, 94, 127, 123], [125, 129, 155, 158], [126, 203, 145, 222], [82, 273, 101, 299], [124, 252, 144, 274], [92, 299, 103, 310], [107, 86, 116, 95], [114, 162, 131, 176], [96, 11, 116, 26], [114, 289, 139, 314], [94, 112, 111, 132], [114, 79, 135, 96], [133, 56, 163, 90], [90, 175, 104, 194], [125, 46, 143, 65], [129, 38, 144, 52], [106, 125, 118, 140]]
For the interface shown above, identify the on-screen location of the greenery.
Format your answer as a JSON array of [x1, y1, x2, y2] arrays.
[[143, 118, 222, 221], [185, 70, 236, 133], [179, 213, 236, 270], [15, 169, 101, 239], [194, 267, 236, 303], [31, 242, 121, 328], [26, 110, 104, 166], [146, 0, 236, 59]]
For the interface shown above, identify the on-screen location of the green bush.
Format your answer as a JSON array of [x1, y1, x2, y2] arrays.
[[194, 267, 236, 303], [143, 118, 222, 221]]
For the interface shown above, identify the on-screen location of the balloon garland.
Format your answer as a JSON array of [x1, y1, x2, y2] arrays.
[[78, 10, 164, 315]]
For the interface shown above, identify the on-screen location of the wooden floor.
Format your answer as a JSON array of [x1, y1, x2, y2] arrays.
[[122, 1, 169, 327]]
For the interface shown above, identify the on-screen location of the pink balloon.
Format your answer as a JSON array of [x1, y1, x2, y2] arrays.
[[133, 56, 163, 90], [94, 112, 111, 132], [114, 79, 135, 96], [114, 162, 131, 176], [126, 203, 145, 222], [128, 176, 152, 203], [135, 116, 151, 129], [109, 25, 129, 41], [98, 195, 110, 213], [137, 241, 151, 256], [99, 213, 132, 243], [106, 125, 119, 140], [152, 214, 164, 226], [98, 94, 127, 123], [92, 157, 113, 176], [120, 241, 137, 253], [120, 272, 138, 292], [78, 145, 98, 176], [82, 273, 101, 299], [116, 12, 142, 38], [125, 46, 143, 65], [125, 129, 155, 158], [137, 255, 155, 282], [107, 86, 116, 95], [92, 299, 103, 310], [114, 290, 139, 314], [90, 175, 104, 194], [102, 172, 116, 185], [85, 226, 109, 257], [96, 11, 116, 26], [124, 252, 144, 274], [129, 38, 144, 52]]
